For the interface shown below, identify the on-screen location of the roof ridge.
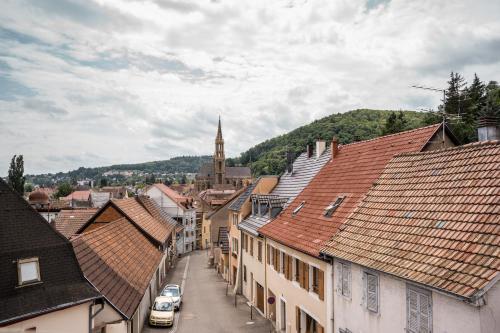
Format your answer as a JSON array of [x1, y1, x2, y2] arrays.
[[340, 123, 441, 148], [395, 140, 500, 158]]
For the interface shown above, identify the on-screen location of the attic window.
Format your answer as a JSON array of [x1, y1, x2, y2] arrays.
[[292, 201, 305, 216], [324, 196, 345, 217], [17, 258, 41, 286], [435, 220, 446, 229]]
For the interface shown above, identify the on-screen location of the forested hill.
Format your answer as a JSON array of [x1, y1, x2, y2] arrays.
[[232, 109, 430, 176]]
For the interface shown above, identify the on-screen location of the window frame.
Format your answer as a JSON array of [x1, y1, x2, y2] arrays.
[[17, 257, 41, 286], [406, 284, 432, 333], [257, 241, 263, 262], [363, 271, 379, 314], [336, 261, 351, 299]]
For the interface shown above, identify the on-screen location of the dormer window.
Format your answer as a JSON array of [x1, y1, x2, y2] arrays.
[[292, 201, 305, 216], [259, 201, 269, 216], [18, 257, 41, 286], [324, 196, 345, 217], [252, 198, 258, 215]]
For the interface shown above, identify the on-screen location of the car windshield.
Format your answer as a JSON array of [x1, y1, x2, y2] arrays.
[[162, 288, 179, 297], [153, 301, 173, 311]]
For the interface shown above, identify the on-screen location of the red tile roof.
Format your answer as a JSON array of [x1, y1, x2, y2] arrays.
[[152, 183, 191, 203], [62, 190, 91, 201], [72, 218, 162, 319], [259, 124, 442, 257], [53, 208, 98, 239], [321, 141, 500, 299], [112, 197, 173, 245]]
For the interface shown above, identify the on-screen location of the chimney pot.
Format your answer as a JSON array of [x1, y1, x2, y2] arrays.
[[316, 140, 326, 158], [332, 137, 339, 159]]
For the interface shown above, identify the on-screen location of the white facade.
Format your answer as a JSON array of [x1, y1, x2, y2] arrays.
[[241, 232, 266, 315], [146, 186, 196, 255], [332, 259, 500, 333]]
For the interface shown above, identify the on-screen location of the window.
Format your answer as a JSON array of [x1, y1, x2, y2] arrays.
[[364, 272, 379, 313], [257, 241, 262, 262], [337, 262, 351, 298], [243, 265, 247, 282], [293, 258, 300, 282], [252, 198, 258, 215], [407, 285, 432, 333], [250, 237, 254, 256], [259, 201, 269, 216], [232, 238, 239, 255], [280, 252, 285, 274], [324, 196, 345, 217], [232, 213, 238, 225], [244, 234, 248, 252], [18, 258, 41, 285], [292, 201, 305, 216], [311, 266, 320, 294]]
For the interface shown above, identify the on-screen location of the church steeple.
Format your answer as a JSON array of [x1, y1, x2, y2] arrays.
[[214, 116, 225, 186]]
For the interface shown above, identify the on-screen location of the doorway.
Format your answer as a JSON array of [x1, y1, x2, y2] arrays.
[[256, 282, 264, 313], [280, 299, 286, 331]]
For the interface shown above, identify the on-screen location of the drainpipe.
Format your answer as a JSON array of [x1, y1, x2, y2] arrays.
[[88, 299, 104, 333]]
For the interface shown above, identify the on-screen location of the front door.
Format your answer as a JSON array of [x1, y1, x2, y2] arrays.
[[256, 283, 264, 313]]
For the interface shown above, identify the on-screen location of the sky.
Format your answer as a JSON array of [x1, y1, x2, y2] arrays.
[[1, 0, 500, 175]]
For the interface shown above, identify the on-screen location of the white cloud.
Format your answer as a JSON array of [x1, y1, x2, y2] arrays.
[[0, 0, 499, 174]]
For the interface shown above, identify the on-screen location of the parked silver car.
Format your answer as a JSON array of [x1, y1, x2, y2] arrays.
[[161, 284, 182, 310]]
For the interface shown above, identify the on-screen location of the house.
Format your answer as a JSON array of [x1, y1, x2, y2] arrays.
[[238, 141, 331, 316], [0, 179, 101, 332], [320, 140, 500, 333], [53, 208, 98, 239], [145, 183, 197, 254], [71, 196, 177, 333], [227, 176, 279, 292], [90, 191, 110, 208], [195, 117, 252, 192], [258, 124, 456, 333], [62, 190, 92, 208], [99, 186, 129, 199]]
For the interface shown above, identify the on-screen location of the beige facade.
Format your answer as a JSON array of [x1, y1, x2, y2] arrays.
[[2, 302, 93, 333], [241, 232, 267, 315], [201, 212, 211, 249]]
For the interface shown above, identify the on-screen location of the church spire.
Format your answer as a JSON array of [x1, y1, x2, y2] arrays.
[[216, 115, 223, 141], [214, 116, 225, 186]]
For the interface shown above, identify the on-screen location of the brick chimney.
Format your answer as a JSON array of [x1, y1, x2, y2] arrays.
[[331, 137, 339, 159], [316, 140, 326, 158]]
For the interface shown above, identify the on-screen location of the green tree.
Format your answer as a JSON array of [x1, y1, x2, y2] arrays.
[[8, 155, 25, 195], [24, 183, 34, 193], [444, 71, 467, 116], [465, 73, 486, 119], [55, 182, 73, 198], [383, 111, 408, 135], [180, 174, 187, 184], [100, 178, 108, 187]]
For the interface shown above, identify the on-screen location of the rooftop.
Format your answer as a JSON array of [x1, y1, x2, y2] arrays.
[[53, 208, 98, 239]]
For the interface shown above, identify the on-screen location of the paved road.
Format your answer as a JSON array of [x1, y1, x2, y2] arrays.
[[143, 250, 273, 333]]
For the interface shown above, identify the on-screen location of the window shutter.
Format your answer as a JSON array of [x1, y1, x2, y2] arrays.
[[287, 255, 293, 281], [298, 261, 304, 288], [274, 248, 279, 270], [317, 323, 324, 333], [366, 273, 378, 312], [267, 245, 270, 265], [284, 254, 289, 279], [336, 263, 343, 295], [295, 306, 301, 332], [304, 263, 309, 291], [318, 269, 324, 300], [342, 264, 350, 298], [407, 288, 419, 333], [419, 292, 431, 333]]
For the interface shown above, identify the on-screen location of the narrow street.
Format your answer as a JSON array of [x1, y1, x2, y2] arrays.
[[143, 250, 273, 333]]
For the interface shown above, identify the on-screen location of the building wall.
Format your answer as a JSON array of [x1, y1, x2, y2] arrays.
[[241, 232, 266, 311], [332, 260, 500, 333], [3, 302, 92, 333], [201, 212, 211, 249], [92, 302, 126, 333], [266, 239, 331, 333]]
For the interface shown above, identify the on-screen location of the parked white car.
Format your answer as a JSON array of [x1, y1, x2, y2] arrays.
[[161, 284, 182, 310], [149, 296, 174, 327]]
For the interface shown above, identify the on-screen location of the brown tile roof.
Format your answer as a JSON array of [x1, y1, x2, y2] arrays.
[[111, 197, 172, 245], [72, 218, 162, 319], [136, 196, 177, 234], [151, 183, 193, 208], [53, 208, 98, 239], [259, 124, 442, 257], [321, 141, 500, 300], [62, 190, 91, 201]]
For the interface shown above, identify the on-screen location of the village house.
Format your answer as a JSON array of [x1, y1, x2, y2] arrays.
[[227, 176, 279, 291], [62, 190, 92, 208], [0, 179, 101, 332], [320, 140, 500, 333], [258, 124, 456, 333], [145, 183, 197, 254], [238, 141, 331, 317], [53, 208, 98, 239], [71, 196, 177, 333]]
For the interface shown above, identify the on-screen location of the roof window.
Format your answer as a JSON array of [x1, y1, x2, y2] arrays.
[[17, 257, 41, 286], [324, 196, 345, 217], [435, 220, 446, 229], [292, 201, 305, 216], [404, 211, 414, 219]]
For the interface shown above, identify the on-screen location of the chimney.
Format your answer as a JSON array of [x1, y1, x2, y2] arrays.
[[286, 151, 294, 174], [316, 140, 326, 158], [477, 116, 499, 141], [307, 143, 314, 158], [331, 137, 339, 159]]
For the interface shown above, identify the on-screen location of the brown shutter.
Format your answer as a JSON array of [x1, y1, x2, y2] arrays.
[[304, 263, 309, 291], [317, 323, 324, 333], [296, 306, 301, 332], [267, 245, 270, 265], [298, 261, 304, 288], [288, 255, 293, 280], [274, 248, 279, 270], [318, 269, 325, 300], [284, 254, 289, 278]]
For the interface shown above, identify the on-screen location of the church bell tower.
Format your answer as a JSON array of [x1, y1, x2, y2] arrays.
[[214, 116, 225, 186]]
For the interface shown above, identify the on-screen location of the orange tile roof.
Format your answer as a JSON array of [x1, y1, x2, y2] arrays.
[[53, 208, 98, 239], [62, 190, 91, 201], [259, 124, 441, 257], [321, 141, 500, 299], [72, 218, 162, 319], [152, 183, 191, 204], [112, 197, 172, 244]]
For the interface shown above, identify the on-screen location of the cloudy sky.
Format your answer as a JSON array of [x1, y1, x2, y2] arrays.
[[1, 0, 500, 175]]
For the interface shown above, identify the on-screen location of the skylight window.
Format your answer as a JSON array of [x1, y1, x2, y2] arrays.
[[324, 196, 345, 217], [292, 201, 305, 216], [18, 257, 41, 286], [435, 220, 446, 229]]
